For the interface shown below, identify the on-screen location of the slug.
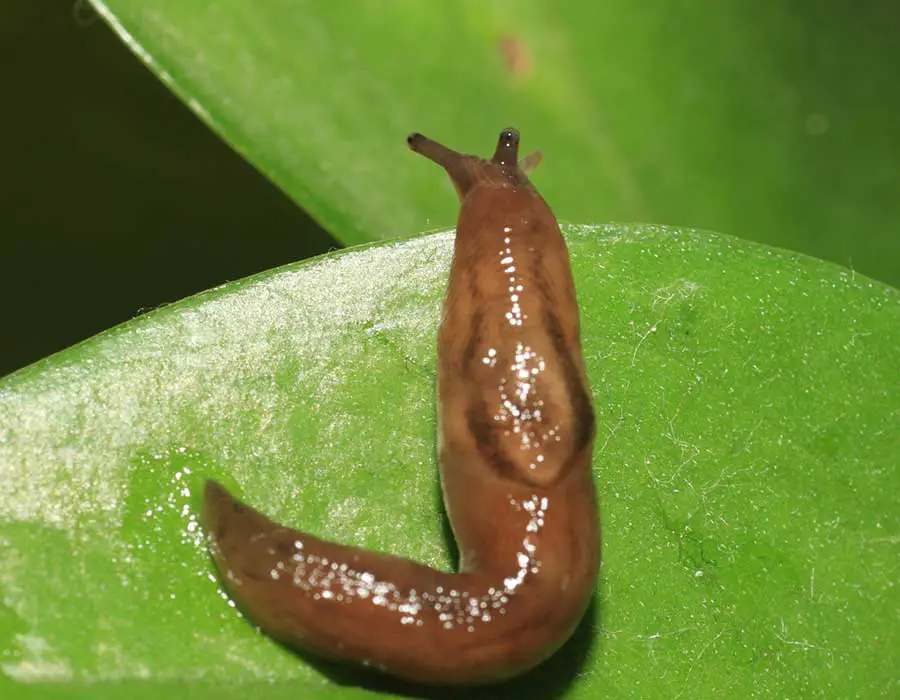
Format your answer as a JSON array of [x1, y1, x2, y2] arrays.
[[203, 128, 598, 686]]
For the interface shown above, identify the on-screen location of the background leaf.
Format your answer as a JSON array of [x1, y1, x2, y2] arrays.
[[2, 227, 898, 698], [6, 2, 900, 377], [90, 0, 900, 285]]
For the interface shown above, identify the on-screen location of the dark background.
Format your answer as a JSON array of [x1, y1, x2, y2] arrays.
[[0, 0, 336, 377]]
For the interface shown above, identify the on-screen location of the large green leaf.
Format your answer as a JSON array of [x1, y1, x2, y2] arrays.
[[1, 226, 898, 698], [90, 1, 900, 286]]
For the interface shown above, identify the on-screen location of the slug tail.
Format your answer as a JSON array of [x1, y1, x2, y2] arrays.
[[201, 480, 571, 685]]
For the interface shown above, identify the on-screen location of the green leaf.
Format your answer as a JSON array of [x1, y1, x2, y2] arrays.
[[2, 226, 898, 698], [89, 1, 900, 286]]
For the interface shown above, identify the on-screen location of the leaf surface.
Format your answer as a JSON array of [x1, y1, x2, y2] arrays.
[[2, 227, 898, 697]]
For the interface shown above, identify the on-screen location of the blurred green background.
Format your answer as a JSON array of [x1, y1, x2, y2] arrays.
[[3, 0, 900, 379]]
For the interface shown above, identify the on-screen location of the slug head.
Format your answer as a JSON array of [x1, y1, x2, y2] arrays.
[[407, 128, 541, 200]]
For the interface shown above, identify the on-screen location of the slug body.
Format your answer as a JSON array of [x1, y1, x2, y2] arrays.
[[203, 129, 598, 685]]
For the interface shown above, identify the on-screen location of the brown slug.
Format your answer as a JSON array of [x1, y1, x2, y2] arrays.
[[203, 128, 599, 686]]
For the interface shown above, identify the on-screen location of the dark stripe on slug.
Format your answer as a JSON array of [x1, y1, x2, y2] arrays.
[[543, 309, 595, 454], [466, 402, 520, 480], [460, 310, 484, 378], [466, 264, 484, 314], [531, 264, 559, 310]]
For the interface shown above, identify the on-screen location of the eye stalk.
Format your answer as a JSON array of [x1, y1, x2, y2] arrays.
[[407, 127, 531, 199], [492, 128, 520, 167]]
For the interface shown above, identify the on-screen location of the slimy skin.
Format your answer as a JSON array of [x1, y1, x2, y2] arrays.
[[203, 128, 598, 686]]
